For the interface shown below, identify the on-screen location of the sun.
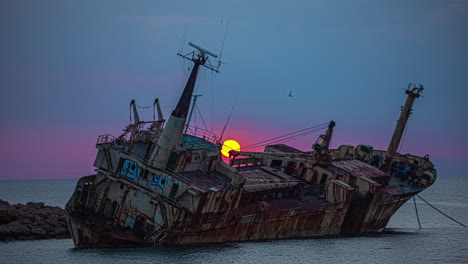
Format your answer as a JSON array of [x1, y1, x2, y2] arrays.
[[221, 139, 241, 157]]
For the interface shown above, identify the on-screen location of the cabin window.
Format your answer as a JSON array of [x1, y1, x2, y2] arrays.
[[125, 216, 135, 229], [103, 199, 111, 215], [169, 182, 179, 199], [271, 160, 282, 167], [117, 158, 124, 172], [286, 162, 297, 175], [167, 152, 179, 171], [79, 188, 89, 206], [133, 216, 145, 234], [320, 173, 328, 185], [213, 196, 221, 208], [109, 201, 118, 217]]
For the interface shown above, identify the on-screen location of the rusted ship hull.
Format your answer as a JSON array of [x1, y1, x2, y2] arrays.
[[65, 43, 435, 248], [66, 166, 430, 247], [67, 213, 146, 248]]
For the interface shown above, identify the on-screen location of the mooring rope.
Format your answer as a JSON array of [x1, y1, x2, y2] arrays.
[[417, 194, 467, 228], [413, 196, 422, 229]]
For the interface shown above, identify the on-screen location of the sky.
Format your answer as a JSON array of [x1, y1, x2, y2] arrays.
[[0, 0, 467, 180]]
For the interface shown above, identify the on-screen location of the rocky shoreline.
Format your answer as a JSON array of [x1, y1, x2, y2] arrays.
[[0, 200, 70, 241]]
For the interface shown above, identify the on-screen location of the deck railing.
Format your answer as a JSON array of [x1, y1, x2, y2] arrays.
[[185, 126, 219, 144], [96, 134, 116, 145], [182, 126, 220, 151]]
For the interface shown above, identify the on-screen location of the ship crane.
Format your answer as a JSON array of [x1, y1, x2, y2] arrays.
[[119, 99, 166, 150], [148, 98, 165, 131], [312, 121, 336, 165], [116, 100, 141, 151], [381, 83, 424, 173]]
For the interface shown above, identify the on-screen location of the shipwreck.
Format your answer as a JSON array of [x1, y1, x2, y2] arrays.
[[65, 42, 436, 247]]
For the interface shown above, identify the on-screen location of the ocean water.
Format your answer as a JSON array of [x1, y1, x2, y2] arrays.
[[0, 177, 467, 264]]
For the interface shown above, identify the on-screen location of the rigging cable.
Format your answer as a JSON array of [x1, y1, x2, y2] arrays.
[[413, 196, 422, 229], [218, 20, 230, 64], [417, 194, 467, 228], [398, 120, 409, 153], [178, 31, 187, 54], [211, 70, 215, 132], [242, 122, 329, 151], [243, 126, 327, 152], [195, 104, 209, 131], [243, 126, 328, 152], [219, 94, 239, 141]]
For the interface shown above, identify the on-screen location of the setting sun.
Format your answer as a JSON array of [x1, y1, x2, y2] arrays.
[[221, 139, 241, 157]]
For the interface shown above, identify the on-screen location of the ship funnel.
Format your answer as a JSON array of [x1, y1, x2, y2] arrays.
[[189, 42, 218, 58]]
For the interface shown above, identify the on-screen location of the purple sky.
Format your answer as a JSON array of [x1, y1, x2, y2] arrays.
[[1, 1, 467, 180]]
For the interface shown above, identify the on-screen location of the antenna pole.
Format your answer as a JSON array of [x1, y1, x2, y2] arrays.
[[185, 95, 203, 133], [219, 20, 230, 62]]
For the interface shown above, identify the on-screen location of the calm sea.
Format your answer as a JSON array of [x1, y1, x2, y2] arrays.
[[0, 177, 467, 264]]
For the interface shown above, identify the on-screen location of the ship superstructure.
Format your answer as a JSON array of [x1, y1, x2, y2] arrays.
[[65, 44, 436, 247]]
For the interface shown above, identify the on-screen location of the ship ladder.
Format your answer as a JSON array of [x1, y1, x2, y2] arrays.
[[145, 229, 167, 245], [104, 148, 112, 170], [144, 228, 160, 242]]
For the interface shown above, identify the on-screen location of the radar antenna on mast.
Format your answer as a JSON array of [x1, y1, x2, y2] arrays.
[[177, 42, 222, 73]]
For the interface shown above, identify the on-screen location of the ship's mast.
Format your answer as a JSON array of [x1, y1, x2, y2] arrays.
[[149, 42, 219, 169], [382, 84, 424, 173]]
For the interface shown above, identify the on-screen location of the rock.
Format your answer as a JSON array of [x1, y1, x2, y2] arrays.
[[20, 218, 32, 225], [0, 200, 71, 241], [30, 227, 47, 237], [34, 215, 41, 224], [0, 209, 12, 224], [26, 202, 45, 209]]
